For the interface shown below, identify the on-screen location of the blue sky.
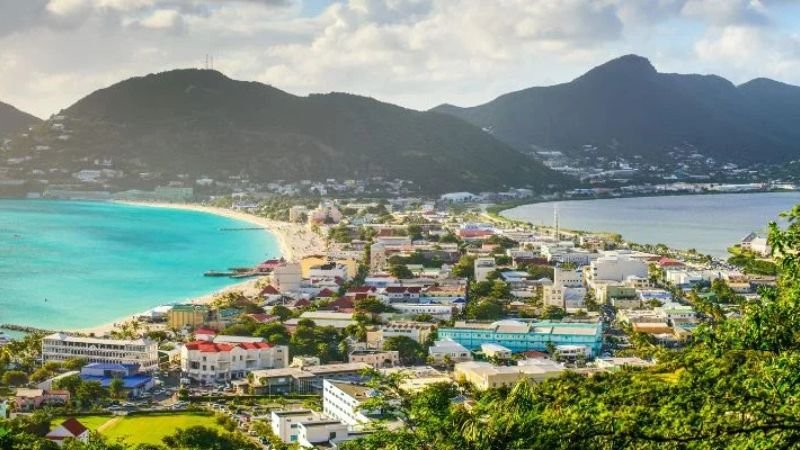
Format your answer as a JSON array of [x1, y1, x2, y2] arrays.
[[1, 0, 799, 117]]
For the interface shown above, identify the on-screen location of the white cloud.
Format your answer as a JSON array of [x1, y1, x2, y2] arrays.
[[0, 0, 798, 117], [136, 8, 185, 32]]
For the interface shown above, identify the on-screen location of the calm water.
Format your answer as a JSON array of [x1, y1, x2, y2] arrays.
[[502, 192, 800, 257], [0, 200, 279, 330]]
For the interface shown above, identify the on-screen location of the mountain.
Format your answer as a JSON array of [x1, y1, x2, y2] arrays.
[[0, 100, 40, 138], [433, 55, 800, 164], [39, 69, 564, 193]]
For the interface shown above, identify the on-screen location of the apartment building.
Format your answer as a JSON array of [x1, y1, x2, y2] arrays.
[[42, 333, 159, 372], [180, 336, 288, 384]]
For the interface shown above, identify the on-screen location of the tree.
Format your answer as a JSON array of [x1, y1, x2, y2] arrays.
[[541, 305, 567, 320], [451, 255, 476, 279], [109, 378, 126, 400], [465, 298, 504, 321], [383, 336, 426, 365], [389, 264, 414, 279], [2, 370, 28, 387], [527, 264, 554, 280], [75, 381, 107, 406], [54, 374, 83, 396], [253, 322, 290, 345], [61, 358, 88, 371], [162, 425, 259, 450], [270, 305, 293, 322], [355, 297, 393, 314]]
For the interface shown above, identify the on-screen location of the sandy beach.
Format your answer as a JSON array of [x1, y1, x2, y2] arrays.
[[74, 201, 326, 336]]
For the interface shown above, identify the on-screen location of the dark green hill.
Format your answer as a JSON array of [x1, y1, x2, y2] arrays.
[[433, 55, 800, 163], [0, 100, 40, 138], [55, 69, 564, 193]]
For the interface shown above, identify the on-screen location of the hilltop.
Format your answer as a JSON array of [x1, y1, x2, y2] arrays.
[[433, 54, 800, 164], [0, 100, 40, 139], [11, 69, 565, 193]]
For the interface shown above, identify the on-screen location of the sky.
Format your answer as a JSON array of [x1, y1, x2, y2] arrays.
[[2, 0, 800, 118]]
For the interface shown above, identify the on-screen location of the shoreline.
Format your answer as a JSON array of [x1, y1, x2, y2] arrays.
[[71, 201, 326, 336]]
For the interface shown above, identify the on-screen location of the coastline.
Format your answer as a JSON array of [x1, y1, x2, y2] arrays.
[[72, 201, 326, 336]]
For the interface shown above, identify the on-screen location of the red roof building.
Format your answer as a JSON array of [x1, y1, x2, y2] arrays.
[[259, 285, 280, 296], [246, 313, 279, 324]]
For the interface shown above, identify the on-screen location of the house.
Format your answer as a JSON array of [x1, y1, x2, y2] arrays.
[[14, 389, 70, 411], [454, 360, 565, 390], [369, 322, 435, 347], [428, 339, 473, 364], [284, 312, 356, 331], [246, 313, 279, 324], [348, 349, 400, 368], [46, 418, 89, 447], [381, 286, 422, 302], [474, 257, 496, 282], [740, 232, 769, 256], [167, 304, 210, 330], [481, 343, 512, 360]]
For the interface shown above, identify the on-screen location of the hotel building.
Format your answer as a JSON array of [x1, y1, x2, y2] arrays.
[[42, 333, 159, 372]]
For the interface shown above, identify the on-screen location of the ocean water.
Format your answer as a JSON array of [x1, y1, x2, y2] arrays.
[[0, 200, 280, 330], [502, 192, 800, 258]]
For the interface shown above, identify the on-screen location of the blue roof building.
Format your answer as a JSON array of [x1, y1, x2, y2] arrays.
[[80, 363, 154, 397], [438, 320, 603, 356]]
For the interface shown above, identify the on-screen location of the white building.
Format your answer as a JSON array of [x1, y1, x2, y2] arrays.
[[42, 333, 159, 372], [428, 339, 473, 364], [474, 257, 496, 282], [554, 266, 583, 287], [322, 380, 376, 427], [271, 262, 302, 293], [390, 303, 454, 320], [309, 263, 349, 282], [481, 343, 512, 359], [270, 409, 350, 448], [180, 336, 287, 384], [308, 201, 343, 225], [372, 322, 435, 346], [589, 251, 648, 283]]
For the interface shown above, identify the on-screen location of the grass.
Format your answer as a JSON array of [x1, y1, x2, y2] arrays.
[[54, 412, 223, 446], [52, 415, 114, 431]]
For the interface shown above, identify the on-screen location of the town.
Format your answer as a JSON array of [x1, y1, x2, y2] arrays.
[[0, 191, 777, 449]]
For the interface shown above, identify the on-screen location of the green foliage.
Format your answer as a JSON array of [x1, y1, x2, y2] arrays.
[[162, 425, 259, 450], [270, 305, 294, 322], [541, 306, 567, 320], [2, 370, 28, 386], [389, 264, 414, 279], [450, 255, 476, 279], [383, 336, 426, 365], [290, 321, 344, 363], [253, 322, 291, 345], [109, 378, 125, 400], [465, 298, 504, 321], [355, 297, 394, 315], [526, 264, 554, 280]]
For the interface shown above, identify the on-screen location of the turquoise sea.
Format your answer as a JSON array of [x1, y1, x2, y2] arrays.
[[0, 200, 280, 330], [502, 192, 800, 258]]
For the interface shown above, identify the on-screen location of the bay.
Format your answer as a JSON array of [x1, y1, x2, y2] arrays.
[[501, 192, 800, 258], [0, 200, 280, 330]]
